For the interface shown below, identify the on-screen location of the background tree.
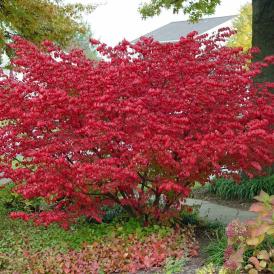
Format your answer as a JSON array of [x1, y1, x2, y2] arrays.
[[227, 3, 252, 51], [139, 0, 221, 22], [0, 0, 94, 63], [67, 24, 98, 60], [252, 0, 274, 84], [139, 0, 274, 83]]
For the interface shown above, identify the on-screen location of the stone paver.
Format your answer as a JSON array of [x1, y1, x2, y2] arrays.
[[0, 178, 11, 185], [0, 172, 11, 185], [185, 198, 256, 224]]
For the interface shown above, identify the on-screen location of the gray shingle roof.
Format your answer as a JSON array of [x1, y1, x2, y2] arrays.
[[132, 15, 235, 43]]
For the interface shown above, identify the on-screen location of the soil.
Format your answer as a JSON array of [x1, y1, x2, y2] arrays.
[[181, 232, 209, 274], [190, 187, 252, 211]]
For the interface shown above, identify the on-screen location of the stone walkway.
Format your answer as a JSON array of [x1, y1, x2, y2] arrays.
[[185, 198, 256, 224]]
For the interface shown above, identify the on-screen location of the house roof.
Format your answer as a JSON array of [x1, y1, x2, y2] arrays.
[[132, 15, 235, 43]]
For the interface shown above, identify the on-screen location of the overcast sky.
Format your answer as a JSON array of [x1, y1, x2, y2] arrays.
[[68, 0, 251, 46]]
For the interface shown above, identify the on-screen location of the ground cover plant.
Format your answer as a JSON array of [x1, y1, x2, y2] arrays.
[[196, 264, 229, 274], [224, 191, 274, 274], [0, 29, 273, 227], [0, 187, 199, 273]]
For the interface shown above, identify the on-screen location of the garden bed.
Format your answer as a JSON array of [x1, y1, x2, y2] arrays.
[[0, 203, 201, 273]]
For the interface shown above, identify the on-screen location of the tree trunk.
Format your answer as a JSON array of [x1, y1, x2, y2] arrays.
[[252, 0, 274, 176], [252, 0, 274, 86]]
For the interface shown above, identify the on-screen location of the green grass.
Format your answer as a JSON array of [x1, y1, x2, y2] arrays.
[[206, 175, 274, 201], [203, 227, 227, 266]]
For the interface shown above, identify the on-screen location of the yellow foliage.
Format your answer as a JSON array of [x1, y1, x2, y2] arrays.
[[227, 3, 252, 51], [196, 263, 229, 274], [0, 0, 94, 56]]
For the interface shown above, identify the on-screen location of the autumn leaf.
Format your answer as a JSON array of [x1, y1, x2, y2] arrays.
[[246, 234, 265, 246]]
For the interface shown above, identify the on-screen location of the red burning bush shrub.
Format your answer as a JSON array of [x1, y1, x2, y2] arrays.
[[0, 29, 273, 226]]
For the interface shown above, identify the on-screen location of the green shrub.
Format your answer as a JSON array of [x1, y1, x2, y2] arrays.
[[0, 183, 47, 212], [178, 207, 200, 225], [101, 204, 127, 223], [207, 175, 274, 201]]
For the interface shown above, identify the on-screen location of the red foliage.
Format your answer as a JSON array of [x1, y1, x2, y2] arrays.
[[0, 29, 273, 225]]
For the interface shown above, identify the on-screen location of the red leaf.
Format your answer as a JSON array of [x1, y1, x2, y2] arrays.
[[251, 162, 262, 171]]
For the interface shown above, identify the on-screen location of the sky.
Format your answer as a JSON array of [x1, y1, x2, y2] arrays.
[[71, 0, 250, 46]]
